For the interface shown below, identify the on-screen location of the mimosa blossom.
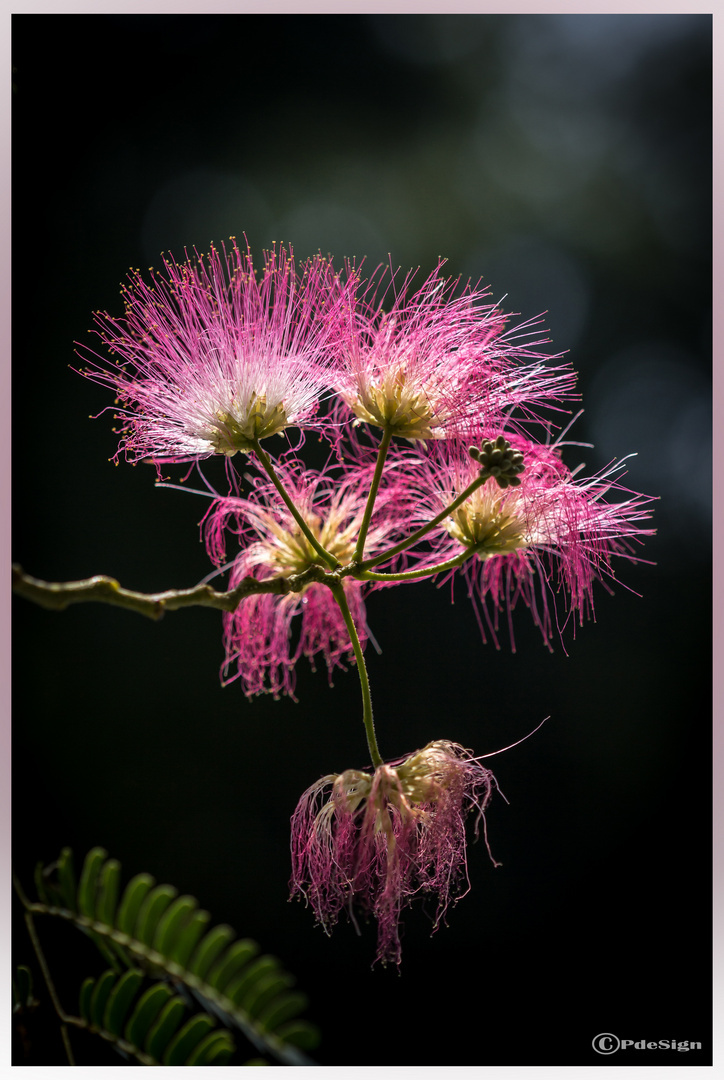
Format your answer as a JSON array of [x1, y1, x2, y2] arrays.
[[204, 462, 413, 699], [78, 240, 350, 463], [290, 740, 500, 967], [330, 260, 577, 444], [406, 437, 655, 649]]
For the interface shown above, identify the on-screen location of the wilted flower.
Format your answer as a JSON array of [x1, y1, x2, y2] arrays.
[[78, 239, 349, 463], [205, 461, 412, 699], [331, 260, 576, 443], [407, 435, 655, 649], [289, 740, 500, 966]]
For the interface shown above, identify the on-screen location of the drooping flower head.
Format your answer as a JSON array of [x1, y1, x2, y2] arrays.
[[406, 433, 655, 649], [78, 239, 350, 463], [290, 740, 500, 967], [204, 459, 413, 700], [330, 260, 577, 445]]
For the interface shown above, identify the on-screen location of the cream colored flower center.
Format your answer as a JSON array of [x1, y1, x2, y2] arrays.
[[262, 505, 358, 579], [208, 392, 289, 455], [331, 770, 373, 815], [331, 741, 459, 824], [349, 368, 445, 440], [445, 486, 528, 556], [394, 744, 450, 804]]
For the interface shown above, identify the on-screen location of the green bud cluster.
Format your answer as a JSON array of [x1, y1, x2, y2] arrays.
[[469, 436, 525, 489]]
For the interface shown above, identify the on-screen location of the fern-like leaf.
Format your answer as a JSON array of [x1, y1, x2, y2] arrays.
[[43, 849, 128, 972], [78, 970, 236, 1065], [30, 849, 319, 1065]]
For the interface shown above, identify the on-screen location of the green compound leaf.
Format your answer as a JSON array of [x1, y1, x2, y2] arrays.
[[33, 849, 320, 1064], [135, 884, 178, 948], [187, 1030, 236, 1066], [273, 1020, 320, 1051], [162, 1013, 216, 1065], [257, 991, 309, 1033], [79, 976, 94, 1025], [96, 859, 121, 928], [169, 908, 211, 969], [188, 924, 236, 980], [206, 939, 259, 993], [115, 873, 155, 937], [144, 996, 187, 1062], [89, 969, 117, 1029], [124, 983, 174, 1048], [79, 973, 236, 1066], [243, 972, 295, 1019], [89, 858, 130, 971], [154, 894, 197, 958], [226, 956, 280, 1010], [77, 847, 108, 919], [57, 848, 77, 913], [103, 969, 145, 1037]]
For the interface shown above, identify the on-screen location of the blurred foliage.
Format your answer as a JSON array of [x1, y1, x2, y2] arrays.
[[13, 847, 319, 1066]]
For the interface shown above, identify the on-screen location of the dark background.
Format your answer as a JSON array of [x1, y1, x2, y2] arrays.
[[12, 14, 711, 1067]]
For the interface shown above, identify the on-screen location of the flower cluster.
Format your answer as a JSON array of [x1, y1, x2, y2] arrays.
[[290, 740, 499, 966], [77, 237, 638, 695], [78, 237, 654, 964], [203, 459, 415, 699]]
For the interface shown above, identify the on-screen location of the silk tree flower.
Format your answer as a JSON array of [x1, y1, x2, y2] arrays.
[[330, 259, 576, 444], [204, 461, 413, 699], [78, 239, 350, 463], [289, 740, 500, 967], [406, 436, 655, 650]]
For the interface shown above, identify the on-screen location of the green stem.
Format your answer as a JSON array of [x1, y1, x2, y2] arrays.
[[330, 581, 382, 768], [352, 547, 478, 583], [251, 439, 339, 570], [357, 471, 490, 572], [353, 425, 393, 563], [21, 907, 76, 1065], [11, 563, 321, 621]]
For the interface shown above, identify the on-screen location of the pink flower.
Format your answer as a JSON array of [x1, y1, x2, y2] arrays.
[[78, 239, 349, 463], [405, 435, 655, 650], [330, 260, 576, 444], [289, 740, 500, 967], [205, 461, 412, 699]]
